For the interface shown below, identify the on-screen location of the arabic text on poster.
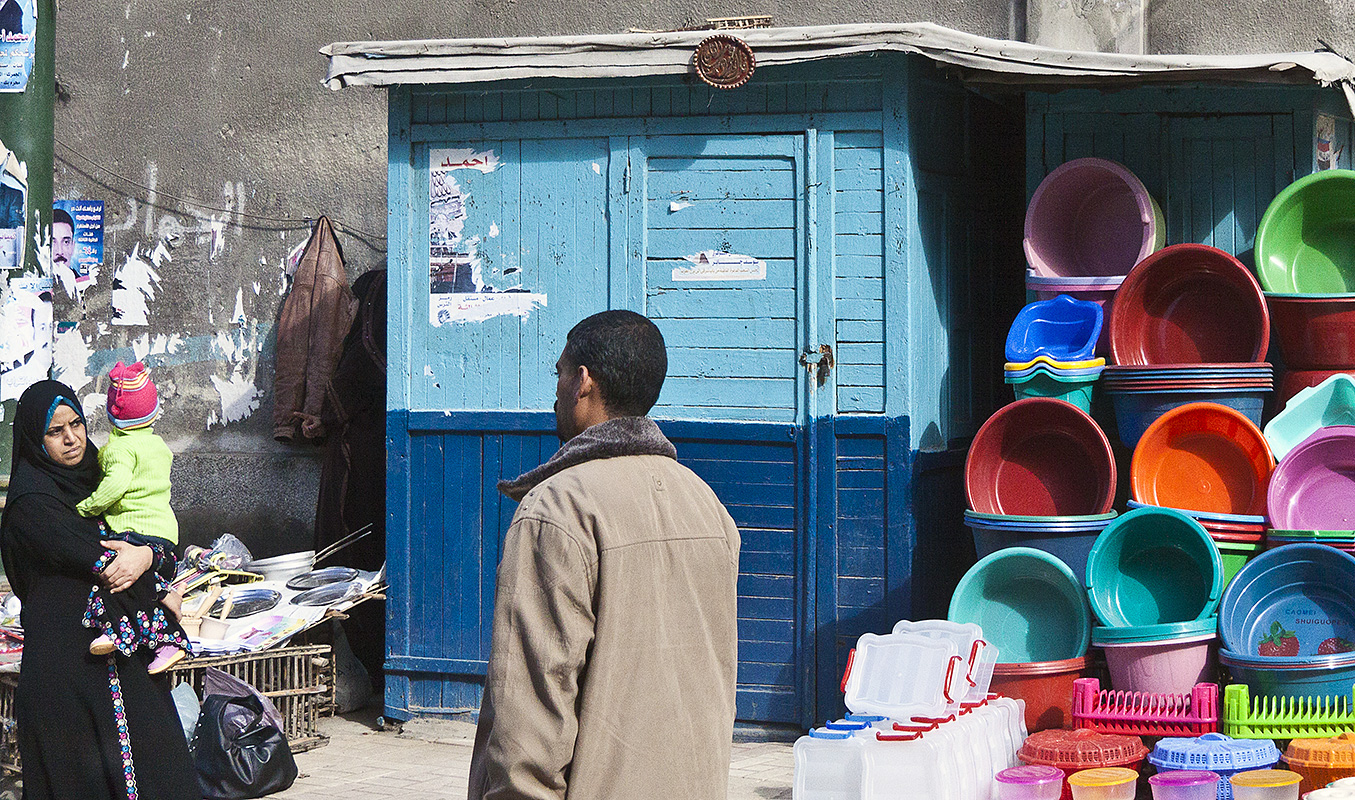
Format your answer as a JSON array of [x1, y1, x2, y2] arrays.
[[0, 0, 36, 93], [53, 199, 104, 296]]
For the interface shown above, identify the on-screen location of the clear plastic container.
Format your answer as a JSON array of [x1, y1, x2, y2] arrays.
[[1150, 770, 1221, 800], [843, 632, 965, 718], [894, 619, 999, 704], [1229, 769, 1303, 800], [1067, 767, 1139, 799], [1303, 788, 1355, 799], [792, 729, 864, 800], [997, 764, 1065, 799], [861, 729, 961, 800]]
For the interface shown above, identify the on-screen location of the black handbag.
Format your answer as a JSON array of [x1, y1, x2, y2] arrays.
[[191, 692, 299, 799]]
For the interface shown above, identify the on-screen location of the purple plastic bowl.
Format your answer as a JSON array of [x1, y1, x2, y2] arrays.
[[1268, 426, 1355, 530], [1025, 158, 1162, 279]]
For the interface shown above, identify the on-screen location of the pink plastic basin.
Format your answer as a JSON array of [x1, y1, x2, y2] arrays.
[[1268, 426, 1355, 530], [1025, 158, 1162, 279], [1100, 632, 1217, 696]]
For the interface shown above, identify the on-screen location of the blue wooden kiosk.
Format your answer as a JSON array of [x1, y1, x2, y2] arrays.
[[323, 24, 1355, 727]]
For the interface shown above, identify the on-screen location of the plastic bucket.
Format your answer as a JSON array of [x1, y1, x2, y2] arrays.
[[967, 515, 1114, 584], [992, 656, 1090, 733], [1255, 169, 1355, 294], [1086, 507, 1224, 628], [966, 398, 1117, 517], [1025, 158, 1163, 279], [1109, 244, 1269, 366], [950, 547, 1092, 663], [1267, 294, 1355, 370], [1008, 369, 1098, 413]]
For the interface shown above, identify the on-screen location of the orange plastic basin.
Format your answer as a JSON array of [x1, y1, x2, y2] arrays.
[[1130, 402, 1275, 517]]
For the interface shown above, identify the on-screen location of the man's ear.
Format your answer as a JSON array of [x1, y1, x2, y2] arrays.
[[575, 364, 598, 399]]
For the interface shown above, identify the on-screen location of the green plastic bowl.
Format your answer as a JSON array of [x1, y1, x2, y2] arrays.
[[1216, 540, 1262, 587], [1006, 370, 1096, 413], [1256, 170, 1355, 293], [948, 546, 1091, 663], [1086, 507, 1224, 627]]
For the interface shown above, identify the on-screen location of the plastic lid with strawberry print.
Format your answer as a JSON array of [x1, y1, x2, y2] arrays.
[[1018, 728, 1148, 769]]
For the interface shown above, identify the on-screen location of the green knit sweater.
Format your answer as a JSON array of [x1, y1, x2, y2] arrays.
[[76, 426, 179, 544]]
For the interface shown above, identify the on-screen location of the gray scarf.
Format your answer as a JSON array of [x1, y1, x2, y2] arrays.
[[497, 416, 677, 501]]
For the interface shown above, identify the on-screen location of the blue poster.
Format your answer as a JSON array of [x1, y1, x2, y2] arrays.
[[53, 199, 103, 286], [0, 0, 35, 93]]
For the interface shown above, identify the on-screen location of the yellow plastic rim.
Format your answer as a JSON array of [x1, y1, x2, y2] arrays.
[[1229, 770, 1302, 788], [1005, 355, 1107, 371], [1067, 768, 1138, 787]]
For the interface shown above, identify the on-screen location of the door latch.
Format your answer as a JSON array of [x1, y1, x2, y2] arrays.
[[799, 344, 835, 387]]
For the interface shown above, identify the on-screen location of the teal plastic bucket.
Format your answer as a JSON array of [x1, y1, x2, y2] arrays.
[[948, 547, 1091, 663], [1086, 507, 1224, 628]]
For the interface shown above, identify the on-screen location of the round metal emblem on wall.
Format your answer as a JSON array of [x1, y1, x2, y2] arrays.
[[693, 34, 755, 89]]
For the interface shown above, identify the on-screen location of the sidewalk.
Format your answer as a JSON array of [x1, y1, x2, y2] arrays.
[[276, 709, 793, 800]]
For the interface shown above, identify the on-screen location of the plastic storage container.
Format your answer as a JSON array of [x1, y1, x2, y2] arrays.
[[1067, 767, 1139, 800], [1150, 771, 1222, 800], [1285, 733, 1355, 790], [1150, 732, 1282, 800], [841, 632, 967, 718], [1229, 769, 1303, 800], [792, 728, 865, 800], [891, 619, 997, 705], [998, 764, 1067, 800]]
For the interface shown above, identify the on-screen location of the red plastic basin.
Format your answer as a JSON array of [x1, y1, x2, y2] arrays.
[[1110, 244, 1269, 366], [966, 398, 1117, 516], [1278, 369, 1355, 409], [1267, 294, 1355, 369]]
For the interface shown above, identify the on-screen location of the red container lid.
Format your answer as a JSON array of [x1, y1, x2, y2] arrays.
[[1018, 728, 1149, 769]]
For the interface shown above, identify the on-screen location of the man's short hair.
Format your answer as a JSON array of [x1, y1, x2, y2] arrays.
[[563, 310, 667, 417], [52, 207, 73, 230]]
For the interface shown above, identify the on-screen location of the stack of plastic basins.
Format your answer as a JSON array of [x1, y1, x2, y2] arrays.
[[1017, 728, 1149, 800], [1253, 170, 1355, 408], [957, 397, 1121, 731], [1150, 733, 1282, 800], [1024, 157, 1164, 359], [1004, 294, 1107, 414], [1104, 243, 1274, 449], [1085, 506, 1226, 707], [1128, 402, 1275, 587]]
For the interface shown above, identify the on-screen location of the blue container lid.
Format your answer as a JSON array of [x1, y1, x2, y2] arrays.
[[1149, 733, 1280, 772], [824, 719, 871, 730], [1092, 617, 1218, 644], [807, 728, 854, 740]]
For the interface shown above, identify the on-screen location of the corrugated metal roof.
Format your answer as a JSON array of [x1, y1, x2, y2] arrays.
[[322, 21, 1355, 91]]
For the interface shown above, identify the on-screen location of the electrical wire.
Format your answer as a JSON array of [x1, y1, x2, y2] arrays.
[[53, 137, 388, 250]]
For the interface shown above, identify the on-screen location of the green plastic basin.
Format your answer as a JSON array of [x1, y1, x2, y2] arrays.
[[1085, 507, 1224, 627], [1256, 170, 1355, 293]]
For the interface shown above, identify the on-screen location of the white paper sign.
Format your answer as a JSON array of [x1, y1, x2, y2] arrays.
[[673, 250, 767, 282]]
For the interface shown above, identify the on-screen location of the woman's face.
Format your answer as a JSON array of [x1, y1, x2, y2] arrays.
[[43, 403, 87, 466]]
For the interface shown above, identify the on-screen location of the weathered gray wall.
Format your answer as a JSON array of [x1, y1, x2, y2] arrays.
[[48, 0, 1355, 556]]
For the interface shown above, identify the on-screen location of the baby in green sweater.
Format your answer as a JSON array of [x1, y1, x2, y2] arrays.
[[76, 361, 190, 674]]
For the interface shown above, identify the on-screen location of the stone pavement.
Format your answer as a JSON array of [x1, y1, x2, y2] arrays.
[[275, 708, 793, 799]]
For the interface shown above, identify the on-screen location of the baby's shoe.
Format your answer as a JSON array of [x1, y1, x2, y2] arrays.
[[147, 645, 186, 675], [89, 634, 115, 656]]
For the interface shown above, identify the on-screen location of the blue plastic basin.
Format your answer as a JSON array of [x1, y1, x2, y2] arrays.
[[1220, 647, 1355, 700], [966, 516, 1113, 584], [1006, 294, 1104, 363], [1107, 387, 1268, 448], [1218, 543, 1355, 657]]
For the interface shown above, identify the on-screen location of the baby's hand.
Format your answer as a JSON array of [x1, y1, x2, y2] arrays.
[[162, 589, 184, 621]]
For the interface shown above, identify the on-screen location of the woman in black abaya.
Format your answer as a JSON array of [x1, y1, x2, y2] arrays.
[[0, 380, 199, 800]]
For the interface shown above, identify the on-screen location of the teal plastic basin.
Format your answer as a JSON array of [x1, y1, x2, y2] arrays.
[[1085, 507, 1224, 628], [948, 547, 1091, 663]]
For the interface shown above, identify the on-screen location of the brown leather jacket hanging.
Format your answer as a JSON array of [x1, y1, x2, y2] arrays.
[[272, 216, 356, 443]]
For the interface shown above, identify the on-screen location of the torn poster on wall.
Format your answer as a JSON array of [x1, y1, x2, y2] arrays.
[[0, 136, 27, 271], [428, 147, 545, 326], [110, 241, 167, 325], [0, 274, 53, 401], [672, 250, 767, 282], [52, 199, 103, 298], [0, 0, 35, 93]]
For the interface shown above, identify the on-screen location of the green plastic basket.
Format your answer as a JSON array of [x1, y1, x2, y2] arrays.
[[1223, 682, 1355, 739]]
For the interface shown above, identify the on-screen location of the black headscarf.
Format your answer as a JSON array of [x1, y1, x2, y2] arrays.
[[4, 379, 100, 511]]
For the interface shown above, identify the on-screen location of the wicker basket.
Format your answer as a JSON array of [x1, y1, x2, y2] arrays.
[[0, 644, 334, 773]]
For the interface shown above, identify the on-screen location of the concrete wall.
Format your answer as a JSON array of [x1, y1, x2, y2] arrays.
[[46, 0, 1355, 555]]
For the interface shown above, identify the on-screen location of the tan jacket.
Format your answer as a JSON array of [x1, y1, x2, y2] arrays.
[[468, 454, 740, 800]]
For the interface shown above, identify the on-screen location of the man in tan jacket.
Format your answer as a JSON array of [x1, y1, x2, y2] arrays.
[[468, 310, 741, 800]]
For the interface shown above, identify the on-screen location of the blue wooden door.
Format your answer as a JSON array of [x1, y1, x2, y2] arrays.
[[629, 133, 832, 724]]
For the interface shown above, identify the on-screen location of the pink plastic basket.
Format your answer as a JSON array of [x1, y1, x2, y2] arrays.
[[1072, 677, 1219, 736]]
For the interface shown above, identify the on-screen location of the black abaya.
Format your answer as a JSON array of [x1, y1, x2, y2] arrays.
[[1, 381, 199, 800]]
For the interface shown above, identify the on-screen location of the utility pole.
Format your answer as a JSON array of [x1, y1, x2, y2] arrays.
[[0, 0, 54, 476]]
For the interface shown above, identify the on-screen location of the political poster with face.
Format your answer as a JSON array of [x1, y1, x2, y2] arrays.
[[53, 199, 103, 294], [0, 0, 36, 93]]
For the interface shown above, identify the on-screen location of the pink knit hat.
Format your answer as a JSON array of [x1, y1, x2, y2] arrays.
[[106, 361, 160, 429]]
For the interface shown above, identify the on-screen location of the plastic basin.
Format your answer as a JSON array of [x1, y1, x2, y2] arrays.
[[1025, 158, 1163, 279], [1008, 370, 1098, 413], [1256, 170, 1355, 294], [1110, 244, 1269, 366], [1267, 294, 1355, 369], [966, 398, 1117, 517], [1095, 628, 1217, 696], [1217, 541, 1263, 588], [1108, 388, 1269, 449], [949, 547, 1091, 663], [1130, 403, 1274, 517], [1268, 426, 1355, 530], [992, 656, 1090, 733], [966, 514, 1114, 584], [1030, 285, 1119, 357], [1265, 375, 1355, 461], [1008, 294, 1105, 364], [1086, 507, 1224, 628], [1218, 543, 1355, 657]]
